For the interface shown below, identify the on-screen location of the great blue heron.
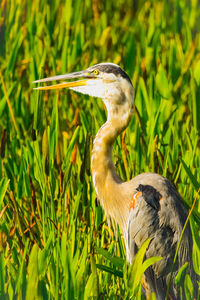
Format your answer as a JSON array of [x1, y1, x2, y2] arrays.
[[33, 63, 197, 299]]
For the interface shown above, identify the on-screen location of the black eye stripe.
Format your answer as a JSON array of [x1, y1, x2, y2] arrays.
[[89, 64, 132, 86]]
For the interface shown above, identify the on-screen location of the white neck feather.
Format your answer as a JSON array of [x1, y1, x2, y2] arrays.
[[91, 96, 133, 231]]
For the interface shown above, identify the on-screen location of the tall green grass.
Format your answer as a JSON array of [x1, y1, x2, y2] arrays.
[[0, 0, 200, 298]]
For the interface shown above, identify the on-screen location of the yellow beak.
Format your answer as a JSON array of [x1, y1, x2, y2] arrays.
[[33, 79, 88, 90], [33, 69, 95, 90]]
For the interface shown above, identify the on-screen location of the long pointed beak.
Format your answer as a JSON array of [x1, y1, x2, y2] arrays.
[[33, 70, 93, 90]]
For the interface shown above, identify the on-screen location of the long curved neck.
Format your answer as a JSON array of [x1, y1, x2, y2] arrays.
[[91, 99, 133, 230]]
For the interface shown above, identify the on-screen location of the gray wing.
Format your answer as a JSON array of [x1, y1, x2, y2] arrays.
[[127, 181, 195, 299]]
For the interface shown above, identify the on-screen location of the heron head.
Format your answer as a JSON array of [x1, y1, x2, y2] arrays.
[[33, 63, 134, 107]]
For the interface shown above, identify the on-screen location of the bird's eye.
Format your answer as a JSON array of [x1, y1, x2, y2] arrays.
[[93, 69, 99, 75]]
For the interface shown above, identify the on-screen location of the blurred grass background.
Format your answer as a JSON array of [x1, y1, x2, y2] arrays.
[[0, 0, 200, 299]]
